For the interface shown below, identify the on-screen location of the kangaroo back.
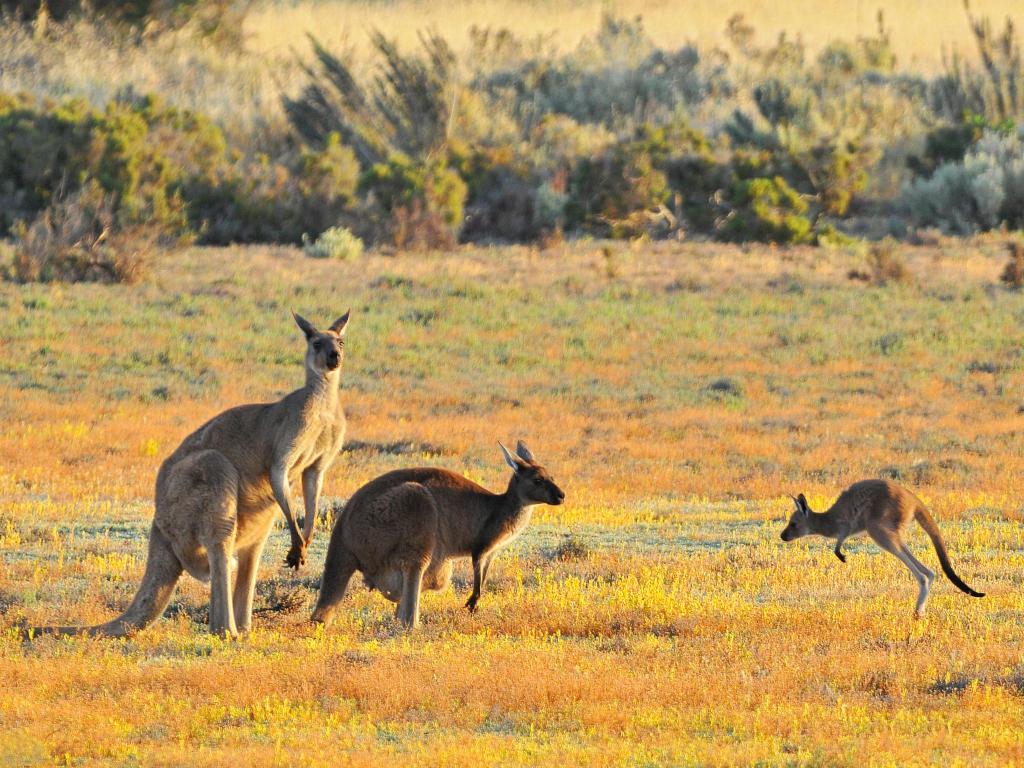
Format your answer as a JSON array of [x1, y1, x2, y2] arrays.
[[914, 506, 984, 597]]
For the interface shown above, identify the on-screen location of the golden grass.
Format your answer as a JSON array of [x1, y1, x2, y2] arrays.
[[247, 0, 1024, 71], [1, 239, 1023, 765]]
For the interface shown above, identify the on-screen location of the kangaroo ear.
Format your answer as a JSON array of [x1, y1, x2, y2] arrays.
[[329, 309, 351, 336], [515, 440, 535, 463], [498, 442, 520, 474], [293, 311, 317, 340], [797, 493, 809, 514]]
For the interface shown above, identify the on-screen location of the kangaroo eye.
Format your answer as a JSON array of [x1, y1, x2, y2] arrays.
[[313, 341, 322, 351]]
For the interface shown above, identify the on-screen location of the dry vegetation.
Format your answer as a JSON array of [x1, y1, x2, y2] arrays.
[[246, 0, 1022, 70], [1, 240, 1023, 765], [2, 0, 1024, 269]]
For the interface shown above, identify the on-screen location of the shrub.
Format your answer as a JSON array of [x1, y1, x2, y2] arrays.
[[473, 13, 730, 133], [719, 176, 812, 244], [0, 1, 248, 44], [460, 168, 539, 243], [529, 115, 615, 176], [391, 200, 458, 251], [185, 133, 360, 245], [0, 93, 224, 238], [565, 130, 671, 233], [816, 12, 896, 79], [9, 183, 154, 283], [551, 535, 590, 561], [1000, 242, 1024, 288], [908, 119, 987, 178], [0, 93, 367, 248], [453, 144, 529, 242], [286, 34, 475, 248], [929, 9, 1024, 125], [360, 153, 466, 247], [285, 32, 457, 167], [902, 129, 1024, 234], [302, 226, 363, 261], [809, 137, 876, 216], [534, 182, 569, 233], [866, 240, 911, 285], [0, 238, 15, 273]]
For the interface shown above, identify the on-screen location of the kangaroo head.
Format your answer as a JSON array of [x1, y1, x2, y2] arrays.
[[293, 310, 350, 377], [499, 440, 565, 506], [780, 493, 812, 541]]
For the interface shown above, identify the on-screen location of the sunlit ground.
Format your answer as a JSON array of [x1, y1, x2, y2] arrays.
[[1, 240, 1022, 765]]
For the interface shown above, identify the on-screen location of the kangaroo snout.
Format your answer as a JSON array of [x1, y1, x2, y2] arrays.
[[550, 488, 565, 505], [326, 351, 340, 370]]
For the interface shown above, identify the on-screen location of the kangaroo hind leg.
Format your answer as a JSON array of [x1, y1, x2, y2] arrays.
[[397, 563, 426, 629], [164, 450, 240, 637], [869, 527, 934, 618], [387, 482, 437, 628], [233, 537, 268, 633]]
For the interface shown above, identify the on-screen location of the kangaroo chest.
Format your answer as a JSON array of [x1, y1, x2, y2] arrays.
[[288, 407, 346, 477], [486, 507, 533, 553]]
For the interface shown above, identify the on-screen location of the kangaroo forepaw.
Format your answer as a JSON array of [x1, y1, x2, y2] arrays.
[[284, 545, 307, 570], [464, 596, 478, 613]]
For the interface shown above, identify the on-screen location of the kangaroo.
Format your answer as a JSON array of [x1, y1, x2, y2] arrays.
[[780, 479, 984, 617], [311, 441, 564, 629], [29, 311, 350, 638]]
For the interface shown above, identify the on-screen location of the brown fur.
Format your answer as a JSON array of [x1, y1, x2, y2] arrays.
[[312, 441, 564, 628], [29, 311, 351, 639], [780, 479, 984, 617]]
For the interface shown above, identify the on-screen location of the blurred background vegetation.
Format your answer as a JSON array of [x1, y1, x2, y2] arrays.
[[0, 0, 1022, 281]]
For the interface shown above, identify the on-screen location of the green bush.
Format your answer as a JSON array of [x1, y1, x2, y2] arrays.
[[0, 93, 224, 239], [452, 143, 549, 242], [185, 133, 360, 245], [565, 131, 671, 232], [528, 115, 615, 176], [720, 176, 812, 243], [302, 226, 363, 261], [0, 0, 247, 42], [360, 153, 467, 247], [810, 138, 874, 216]]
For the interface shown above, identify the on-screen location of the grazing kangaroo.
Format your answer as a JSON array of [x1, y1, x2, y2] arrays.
[[311, 441, 564, 628], [780, 479, 984, 617], [30, 311, 350, 638]]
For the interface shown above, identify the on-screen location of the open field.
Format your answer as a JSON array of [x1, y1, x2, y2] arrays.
[[1, 241, 1023, 765], [246, 0, 1023, 70]]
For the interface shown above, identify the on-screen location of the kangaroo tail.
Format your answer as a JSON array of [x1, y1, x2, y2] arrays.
[[26, 523, 183, 640], [914, 506, 984, 597]]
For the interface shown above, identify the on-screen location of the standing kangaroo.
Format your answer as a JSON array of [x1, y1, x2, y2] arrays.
[[780, 479, 984, 617], [311, 441, 564, 629], [30, 311, 350, 638]]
